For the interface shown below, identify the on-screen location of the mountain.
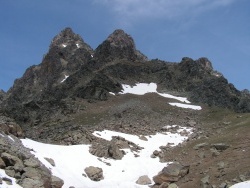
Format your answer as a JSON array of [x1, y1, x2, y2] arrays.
[[0, 27, 250, 188]]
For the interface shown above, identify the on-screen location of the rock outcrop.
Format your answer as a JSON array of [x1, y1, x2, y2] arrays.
[[0, 132, 64, 188], [153, 162, 189, 185]]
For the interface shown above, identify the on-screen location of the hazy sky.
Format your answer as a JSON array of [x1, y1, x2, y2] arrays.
[[1, 0, 249, 91]]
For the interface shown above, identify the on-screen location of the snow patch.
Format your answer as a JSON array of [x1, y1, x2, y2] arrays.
[[62, 44, 67, 48], [0, 169, 23, 188], [169, 102, 202, 110], [8, 135, 15, 142], [61, 74, 69, 83], [231, 181, 250, 188], [21, 128, 192, 188], [120, 83, 190, 103], [76, 43, 80, 48]]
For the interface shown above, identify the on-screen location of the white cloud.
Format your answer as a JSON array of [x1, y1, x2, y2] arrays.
[[93, 0, 236, 24]]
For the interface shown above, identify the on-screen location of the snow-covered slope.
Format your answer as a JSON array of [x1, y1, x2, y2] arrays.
[[21, 127, 192, 188]]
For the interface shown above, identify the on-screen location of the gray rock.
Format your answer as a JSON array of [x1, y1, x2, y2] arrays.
[[159, 182, 170, 188], [20, 178, 44, 188], [24, 158, 41, 168], [210, 148, 220, 157], [136, 175, 152, 185], [139, 135, 148, 141], [2, 177, 12, 185], [5, 169, 15, 177], [193, 143, 208, 150], [200, 175, 210, 188], [153, 162, 189, 184], [44, 157, 56, 167], [219, 182, 227, 188], [108, 143, 124, 160], [0, 157, 6, 168], [168, 183, 178, 188], [217, 161, 225, 170], [84, 166, 104, 181], [22, 167, 45, 180], [212, 143, 230, 151], [51, 175, 64, 188], [1, 152, 24, 172]]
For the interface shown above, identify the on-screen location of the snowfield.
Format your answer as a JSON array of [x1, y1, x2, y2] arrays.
[[21, 127, 192, 188], [230, 181, 250, 188], [117, 83, 202, 110]]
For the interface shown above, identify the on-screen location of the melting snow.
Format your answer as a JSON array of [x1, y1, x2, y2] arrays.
[[61, 74, 69, 83], [119, 83, 190, 103], [21, 127, 192, 188], [76, 43, 80, 48], [62, 44, 67, 48], [117, 83, 201, 110], [169, 102, 202, 110]]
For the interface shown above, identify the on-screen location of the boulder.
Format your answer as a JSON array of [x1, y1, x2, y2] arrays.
[[200, 175, 210, 188], [0, 116, 23, 138], [20, 178, 44, 188], [0, 157, 6, 168], [1, 152, 24, 169], [24, 158, 41, 168], [153, 162, 189, 184], [193, 143, 208, 150], [51, 175, 64, 188], [212, 143, 230, 151], [44, 157, 56, 167], [168, 183, 178, 188], [108, 142, 124, 160], [84, 166, 104, 181], [159, 182, 170, 188], [136, 175, 152, 185]]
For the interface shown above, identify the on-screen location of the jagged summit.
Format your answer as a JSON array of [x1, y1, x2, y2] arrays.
[[106, 29, 136, 49], [94, 29, 148, 62], [50, 27, 93, 53]]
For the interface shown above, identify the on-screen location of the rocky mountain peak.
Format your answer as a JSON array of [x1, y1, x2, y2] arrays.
[[94, 29, 147, 62], [107, 29, 136, 50], [49, 27, 93, 53]]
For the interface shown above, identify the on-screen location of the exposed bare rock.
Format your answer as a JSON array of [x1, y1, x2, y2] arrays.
[[44, 157, 56, 167], [94, 29, 147, 63], [0, 157, 6, 168], [51, 175, 64, 188], [84, 166, 104, 181], [153, 162, 189, 185], [212, 143, 230, 151], [136, 175, 152, 185], [0, 115, 23, 137]]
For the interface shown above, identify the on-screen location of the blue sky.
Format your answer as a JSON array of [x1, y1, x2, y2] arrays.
[[0, 0, 249, 92]]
